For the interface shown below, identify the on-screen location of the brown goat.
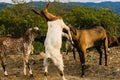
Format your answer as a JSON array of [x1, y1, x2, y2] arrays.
[[69, 25, 108, 77], [0, 27, 40, 76], [108, 35, 119, 47]]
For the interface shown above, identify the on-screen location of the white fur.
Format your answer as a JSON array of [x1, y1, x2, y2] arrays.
[[4, 71, 8, 76], [43, 19, 72, 80]]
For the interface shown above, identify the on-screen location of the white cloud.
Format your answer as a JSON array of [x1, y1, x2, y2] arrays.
[[0, 0, 12, 3]]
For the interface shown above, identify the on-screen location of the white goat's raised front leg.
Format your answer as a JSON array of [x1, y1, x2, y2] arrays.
[[62, 22, 73, 44], [62, 32, 69, 40]]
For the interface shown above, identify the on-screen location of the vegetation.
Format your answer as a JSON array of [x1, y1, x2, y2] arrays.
[[69, 2, 120, 14], [0, 1, 120, 53]]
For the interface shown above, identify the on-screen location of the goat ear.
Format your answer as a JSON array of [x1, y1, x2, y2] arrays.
[[73, 28, 77, 35], [26, 28, 31, 36]]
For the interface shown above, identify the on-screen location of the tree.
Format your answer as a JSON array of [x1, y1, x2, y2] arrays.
[[0, 24, 5, 35], [0, 1, 120, 52]]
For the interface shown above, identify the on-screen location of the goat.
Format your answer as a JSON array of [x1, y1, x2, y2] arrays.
[[69, 25, 108, 77], [32, 1, 72, 80], [108, 35, 119, 47], [0, 27, 40, 77]]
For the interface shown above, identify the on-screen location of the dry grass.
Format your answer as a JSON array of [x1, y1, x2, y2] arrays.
[[0, 46, 120, 80]]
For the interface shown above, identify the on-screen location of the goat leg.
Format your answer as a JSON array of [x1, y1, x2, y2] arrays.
[[72, 47, 76, 61], [43, 58, 49, 80], [26, 61, 33, 77], [0, 54, 8, 76], [96, 46, 103, 65], [78, 50, 85, 77], [104, 37, 108, 66]]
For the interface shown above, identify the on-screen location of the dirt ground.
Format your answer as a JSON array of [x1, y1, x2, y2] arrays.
[[0, 46, 120, 80]]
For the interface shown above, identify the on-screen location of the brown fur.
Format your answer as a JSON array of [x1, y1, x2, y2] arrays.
[[32, 1, 62, 21], [118, 37, 120, 43], [69, 25, 108, 77], [108, 35, 119, 47], [41, 8, 62, 21]]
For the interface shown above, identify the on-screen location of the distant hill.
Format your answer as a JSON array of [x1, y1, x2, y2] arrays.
[[69, 1, 120, 14], [0, 2, 12, 10], [0, 1, 120, 14]]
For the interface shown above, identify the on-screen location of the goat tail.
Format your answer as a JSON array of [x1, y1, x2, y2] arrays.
[[40, 52, 48, 58]]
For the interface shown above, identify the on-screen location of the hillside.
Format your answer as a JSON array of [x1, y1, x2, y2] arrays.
[[0, 46, 120, 80], [0, 2, 12, 10], [69, 1, 120, 14], [0, 1, 120, 14]]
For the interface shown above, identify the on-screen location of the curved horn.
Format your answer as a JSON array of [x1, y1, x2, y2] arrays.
[[32, 9, 40, 15], [31, 0, 50, 16], [44, 0, 50, 9], [31, 8, 43, 17]]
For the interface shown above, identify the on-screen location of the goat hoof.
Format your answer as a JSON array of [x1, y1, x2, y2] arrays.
[[29, 75, 34, 80], [99, 63, 102, 65], [30, 74, 34, 78], [4, 75, 8, 77], [81, 75, 85, 78]]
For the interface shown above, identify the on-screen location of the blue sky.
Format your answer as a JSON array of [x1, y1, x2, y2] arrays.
[[0, 0, 120, 3]]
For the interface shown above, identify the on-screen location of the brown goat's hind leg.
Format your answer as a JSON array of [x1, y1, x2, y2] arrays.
[[96, 47, 103, 65], [78, 50, 85, 77], [104, 52, 107, 66], [104, 37, 108, 66]]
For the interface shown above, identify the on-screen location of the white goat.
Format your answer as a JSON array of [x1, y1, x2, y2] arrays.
[[32, 1, 73, 80], [0, 27, 40, 77]]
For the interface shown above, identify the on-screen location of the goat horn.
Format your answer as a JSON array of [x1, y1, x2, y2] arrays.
[[31, 9, 43, 16], [44, 0, 50, 9]]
